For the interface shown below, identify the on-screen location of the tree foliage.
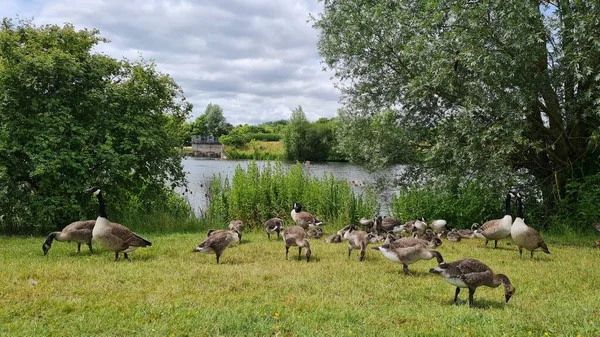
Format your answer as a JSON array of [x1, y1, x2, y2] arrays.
[[335, 109, 421, 167], [314, 0, 600, 217], [0, 18, 192, 233], [282, 107, 339, 162], [204, 103, 231, 137]]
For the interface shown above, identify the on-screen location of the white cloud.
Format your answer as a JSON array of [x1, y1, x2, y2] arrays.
[[0, 0, 340, 125]]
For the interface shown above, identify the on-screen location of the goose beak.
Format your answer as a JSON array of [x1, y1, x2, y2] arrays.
[[193, 247, 202, 253], [42, 244, 50, 255], [505, 294, 512, 303]]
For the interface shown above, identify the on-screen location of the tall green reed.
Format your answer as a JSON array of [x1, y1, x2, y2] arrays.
[[203, 161, 379, 229]]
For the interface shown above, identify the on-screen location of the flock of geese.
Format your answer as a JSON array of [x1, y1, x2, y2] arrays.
[[43, 188, 595, 307]]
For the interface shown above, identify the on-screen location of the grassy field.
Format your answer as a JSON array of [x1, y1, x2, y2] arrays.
[[1, 229, 599, 336]]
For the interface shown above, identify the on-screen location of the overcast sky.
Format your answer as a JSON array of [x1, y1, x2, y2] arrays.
[[1, 0, 341, 125]]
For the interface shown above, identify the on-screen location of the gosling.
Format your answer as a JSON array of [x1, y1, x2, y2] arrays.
[[429, 258, 515, 307], [282, 226, 312, 262], [372, 244, 444, 275], [42, 220, 96, 255], [340, 225, 372, 261], [193, 229, 241, 264]]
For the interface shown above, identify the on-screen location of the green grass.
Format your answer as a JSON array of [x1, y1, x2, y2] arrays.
[[1, 230, 599, 336]]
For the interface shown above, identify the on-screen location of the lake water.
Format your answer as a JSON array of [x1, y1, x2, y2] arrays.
[[181, 158, 404, 215]]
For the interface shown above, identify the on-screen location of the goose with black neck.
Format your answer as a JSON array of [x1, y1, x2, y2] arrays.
[[86, 187, 152, 261]]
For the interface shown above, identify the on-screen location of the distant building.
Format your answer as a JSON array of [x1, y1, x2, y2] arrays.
[[191, 135, 223, 158]]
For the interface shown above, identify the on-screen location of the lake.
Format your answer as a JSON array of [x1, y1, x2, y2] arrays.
[[181, 158, 404, 215]]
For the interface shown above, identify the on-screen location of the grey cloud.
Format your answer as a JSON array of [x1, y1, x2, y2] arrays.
[[1, 0, 340, 125]]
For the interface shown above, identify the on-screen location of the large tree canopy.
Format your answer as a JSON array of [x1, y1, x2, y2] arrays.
[[0, 18, 192, 233], [314, 0, 600, 214]]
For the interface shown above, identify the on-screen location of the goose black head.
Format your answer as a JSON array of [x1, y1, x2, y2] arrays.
[[85, 186, 101, 195], [293, 202, 302, 212], [42, 243, 51, 255]]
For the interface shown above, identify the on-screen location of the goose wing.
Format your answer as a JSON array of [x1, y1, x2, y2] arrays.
[[107, 222, 152, 248], [64, 220, 95, 241]]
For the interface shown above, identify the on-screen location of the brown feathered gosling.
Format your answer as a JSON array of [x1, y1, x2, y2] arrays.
[[193, 229, 241, 264], [429, 258, 516, 307], [42, 220, 96, 255], [457, 223, 479, 239], [290, 202, 324, 230], [87, 187, 152, 261], [264, 217, 284, 240], [228, 220, 244, 240], [340, 225, 373, 261], [372, 243, 444, 275], [386, 234, 442, 249], [446, 229, 462, 242], [510, 196, 550, 259], [325, 233, 343, 243], [282, 225, 312, 262]]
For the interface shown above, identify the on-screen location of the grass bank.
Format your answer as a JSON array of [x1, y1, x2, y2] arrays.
[[1, 231, 598, 336], [224, 141, 283, 160]]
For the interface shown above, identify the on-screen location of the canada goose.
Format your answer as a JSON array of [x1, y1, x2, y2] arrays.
[[457, 223, 479, 239], [307, 227, 323, 239], [282, 226, 312, 262], [193, 229, 240, 264], [291, 202, 324, 230], [429, 258, 516, 307], [359, 218, 375, 231], [228, 220, 244, 240], [387, 236, 442, 249], [593, 221, 600, 232], [86, 187, 152, 261], [474, 190, 516, 248], [372, 244, 444, 275], [431, 219, 447, 234], [264, 217, 284, 240], [446, 229, 462, 242], [375, 216, 403, 234], [42, 220, 95, 255], [340, 226, 372, 261], [510, 196, 550, 258], [325, 233, 343, 243]]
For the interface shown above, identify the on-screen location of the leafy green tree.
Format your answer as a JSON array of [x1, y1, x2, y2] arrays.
[[204, 103, 230, 137], [282, 106, 311, 161], [0, 18, 192, 233], [189, 114, 208, 139], [313, 0, 600, 215]]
